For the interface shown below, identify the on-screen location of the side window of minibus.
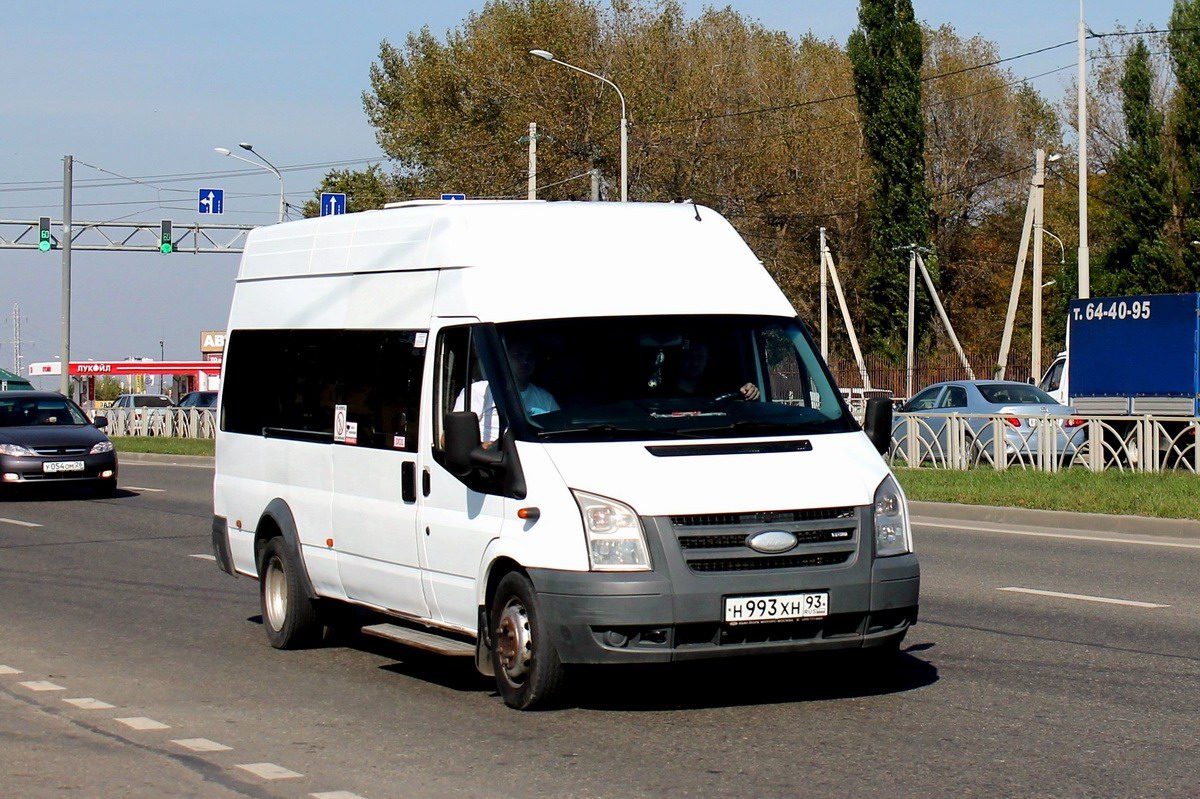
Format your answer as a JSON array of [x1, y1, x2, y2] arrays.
[[433, 326, 498, 457]]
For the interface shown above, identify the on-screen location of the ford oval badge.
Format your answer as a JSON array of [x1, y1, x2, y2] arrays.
[[746, 530, 798, 554]]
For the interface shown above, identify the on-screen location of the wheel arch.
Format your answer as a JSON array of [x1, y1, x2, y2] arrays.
[[255, 498, 317, 599]]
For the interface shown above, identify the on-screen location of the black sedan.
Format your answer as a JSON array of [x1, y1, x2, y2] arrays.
[[0, 391, 118, 496]]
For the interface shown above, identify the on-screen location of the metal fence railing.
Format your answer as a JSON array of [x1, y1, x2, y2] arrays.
[[93, 408, 218, 439], [889, 413, 1200, 473]]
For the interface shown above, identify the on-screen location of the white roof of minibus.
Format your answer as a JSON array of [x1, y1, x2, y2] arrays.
[[235, 201, 795, 321]]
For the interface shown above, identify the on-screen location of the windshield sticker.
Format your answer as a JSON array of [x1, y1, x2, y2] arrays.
[[344, 421, 358, 445], [333, 404, 347, 442], [414, 332, 428, 348], [393, 435, 406, 449]]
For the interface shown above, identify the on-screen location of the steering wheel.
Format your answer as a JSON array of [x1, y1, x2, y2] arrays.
[[712, 391, 744, 403]]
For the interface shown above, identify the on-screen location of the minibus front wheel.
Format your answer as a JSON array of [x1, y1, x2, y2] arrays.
[[259, 537, 323, 649], [490, 572, 564, 710]]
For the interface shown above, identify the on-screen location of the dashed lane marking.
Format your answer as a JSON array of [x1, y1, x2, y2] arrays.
[[172, 738, 233, 752], [0, 517, 43, 528], [236, 763, 304, 780], [20, 681, 65, 691], [0, 665, 22, 675], [998, 586, 1170, 608], [122, 486, 165, 492], [115, 716, 170, 730], [189, 554, 217, 561], [63, 697, 116, 709], [312, 792, 369, 799]]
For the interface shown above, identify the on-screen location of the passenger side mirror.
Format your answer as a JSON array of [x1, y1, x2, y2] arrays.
[[93, 416, 108, 429], [444, 411, 503, 477], [863, 397, 893, 455]]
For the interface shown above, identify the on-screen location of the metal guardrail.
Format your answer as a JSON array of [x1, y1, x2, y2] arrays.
[[890, 412, 1200, 473], [93, 408, 217, 439], [89, 407, 1200, 473]]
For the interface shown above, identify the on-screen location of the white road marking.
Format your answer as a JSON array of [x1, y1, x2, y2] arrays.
[[20, 681, 64, 691], [915, 519, 1200, 550], [0, 665, 22, 675], [0, 517, 43, 528], [123, 486, 165, 492], [172, 738, 232, 752], [115, 716, 170, 730], [312, 792, 369, 799], [189, 554, 217, 561], [237, 763, 303, 780], [63, 697, 115, 709], [998, 587, 1170, 608]]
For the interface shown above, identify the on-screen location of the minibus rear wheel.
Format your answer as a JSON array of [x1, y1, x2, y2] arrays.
[[490, 572, 564, 710], [259, 537, 322, 649]]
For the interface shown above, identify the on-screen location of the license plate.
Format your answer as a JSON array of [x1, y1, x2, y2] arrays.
[[43, 461, 85, 473], [724, 592, 828, 624]]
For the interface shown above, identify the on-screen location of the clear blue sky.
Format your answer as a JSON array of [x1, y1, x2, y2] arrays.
[[0, 1, 1175, 385]]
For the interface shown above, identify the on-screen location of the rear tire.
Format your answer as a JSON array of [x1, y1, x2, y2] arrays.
[[490, 572, 564, 710], [258, 537, 322, 649]]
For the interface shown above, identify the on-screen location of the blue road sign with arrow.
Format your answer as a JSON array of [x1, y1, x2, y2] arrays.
[[321, 192, 347, 216], [198, 188, 224, 214]]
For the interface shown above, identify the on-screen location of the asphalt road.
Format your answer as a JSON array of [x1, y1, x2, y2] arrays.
[[1, 461, 1197, 798]]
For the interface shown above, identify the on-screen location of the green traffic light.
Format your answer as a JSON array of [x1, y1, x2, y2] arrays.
[[38, 239, 51, 252], [160, 242, 173, 254]]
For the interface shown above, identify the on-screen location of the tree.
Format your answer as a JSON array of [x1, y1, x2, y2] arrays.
[[94, 376, 122, 402], [1169, 0, 1200, 285], [303, 164, 396, 217], [847, 0, 934, 353], [1096, 39, 1179, 295]]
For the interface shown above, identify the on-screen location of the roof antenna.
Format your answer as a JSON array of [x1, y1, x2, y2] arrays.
[[688, 198, 701, 221]]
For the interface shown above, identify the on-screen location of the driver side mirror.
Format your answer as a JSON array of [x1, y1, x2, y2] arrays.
[[444, 411, 503, 477], [93, 416, 108, 429], [863, 397, 893, 455]]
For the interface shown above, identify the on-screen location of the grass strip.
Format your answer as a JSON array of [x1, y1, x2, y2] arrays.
[[112, 437, 215, 457], [896, 467, 1200, 521]]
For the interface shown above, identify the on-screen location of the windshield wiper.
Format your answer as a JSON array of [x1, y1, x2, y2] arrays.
[[685, 420, 811, 437]]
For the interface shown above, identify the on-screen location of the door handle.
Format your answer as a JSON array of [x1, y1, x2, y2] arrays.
[[422, 467, 431, 497]]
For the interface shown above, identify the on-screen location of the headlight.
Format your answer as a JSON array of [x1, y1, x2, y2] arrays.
[[0, 443, 36, 456], [873, 474, 912, 557], [90, 441, 114, 454], [571, 490, 651, 571]]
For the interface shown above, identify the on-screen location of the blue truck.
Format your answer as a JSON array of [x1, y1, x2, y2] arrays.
[[1039, 293, 1198, 466]]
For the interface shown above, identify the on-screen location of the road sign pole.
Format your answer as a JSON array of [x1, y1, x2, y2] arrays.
[[60, 155, 73, 397]]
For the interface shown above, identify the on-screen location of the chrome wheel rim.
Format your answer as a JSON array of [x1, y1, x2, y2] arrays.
[[263, 555, 287, 631], [495, 597, 532, 684]]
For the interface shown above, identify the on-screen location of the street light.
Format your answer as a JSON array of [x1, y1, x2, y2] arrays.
[[529, 49, 628, 202], [213, 143, 287, 223]]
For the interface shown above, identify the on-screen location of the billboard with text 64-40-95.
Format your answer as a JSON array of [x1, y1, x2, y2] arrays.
[[1068, 293, 1200, 399]]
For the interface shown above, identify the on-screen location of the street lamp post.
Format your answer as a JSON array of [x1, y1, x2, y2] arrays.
[[214, 143, 287, 223], [529, 49, 628, 202]]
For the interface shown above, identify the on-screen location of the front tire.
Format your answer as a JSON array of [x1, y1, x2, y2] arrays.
[[258, 537, 322, 649], [490, 572, 564, 710]]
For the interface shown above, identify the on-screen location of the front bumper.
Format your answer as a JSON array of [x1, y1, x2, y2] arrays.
[[528, 509, 919, 665], [0, 452, 118, 486]]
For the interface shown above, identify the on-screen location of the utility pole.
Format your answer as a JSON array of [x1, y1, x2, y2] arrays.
[[590, 169, 600, 202], [1032, 149, 1046, 379], [901, 243, 974, 397], [820, 228, 829, 358], [818, 228, 871, 389], [1077, 0, 1090, 298], [907, 248, 917, 398], [527, 122, 537, 200], [11, 303, 22, 375], [60, 155, 73, 397]]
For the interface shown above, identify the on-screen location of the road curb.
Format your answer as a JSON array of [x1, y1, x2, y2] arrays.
[[910, 500, 1200, 539], [117, 451, 214, 467]]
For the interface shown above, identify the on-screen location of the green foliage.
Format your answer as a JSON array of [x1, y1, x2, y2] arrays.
[[847, 0, 934, 353], [1095, 39, 1181, 295], [1169, 0, 1200, 284], [94, 376, 122, 402], [111, 437, 215, 456], [302, 164, 396, 216]]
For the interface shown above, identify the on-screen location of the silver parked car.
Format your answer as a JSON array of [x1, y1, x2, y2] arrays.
[[895, 380, 1086, 464]]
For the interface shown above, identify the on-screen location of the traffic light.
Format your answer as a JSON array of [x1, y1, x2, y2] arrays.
[[159, 220, 173, 254], [38, 217, 52, 252]]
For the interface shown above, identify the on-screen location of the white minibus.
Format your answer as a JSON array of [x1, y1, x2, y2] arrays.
[[211, 200, 918, 709]]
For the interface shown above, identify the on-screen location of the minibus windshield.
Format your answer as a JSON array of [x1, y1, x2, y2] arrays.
[[495, 315, 854, 442]]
